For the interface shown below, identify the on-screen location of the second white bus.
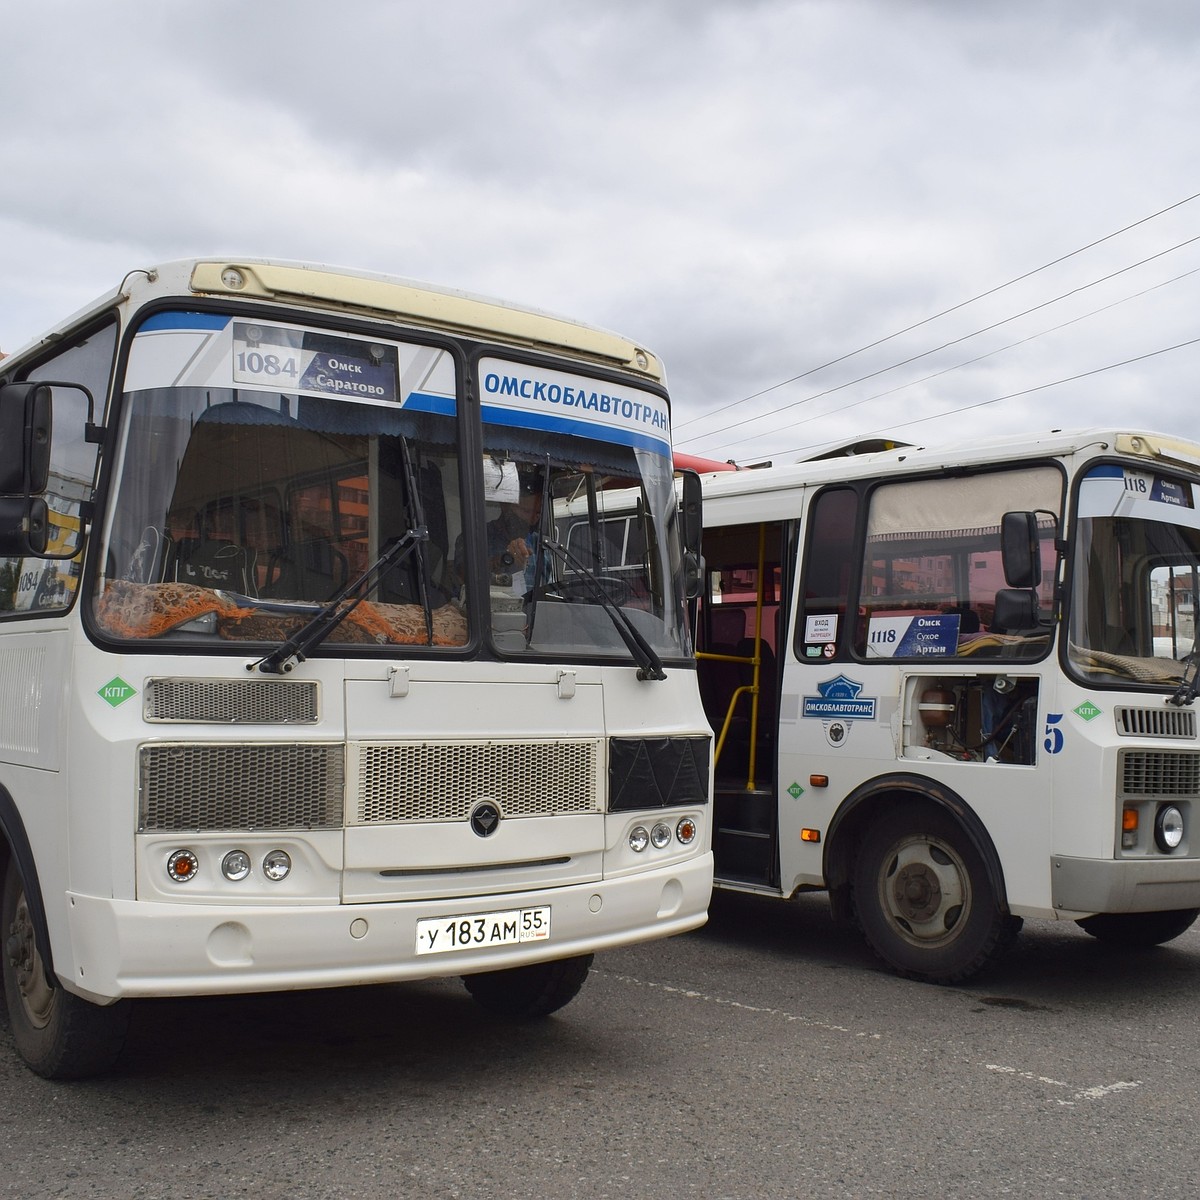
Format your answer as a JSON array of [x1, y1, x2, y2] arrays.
[[690, 429, 1200, 982]]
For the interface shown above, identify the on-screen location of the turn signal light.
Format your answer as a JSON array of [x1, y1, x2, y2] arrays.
[[801, 828, 821, 843]]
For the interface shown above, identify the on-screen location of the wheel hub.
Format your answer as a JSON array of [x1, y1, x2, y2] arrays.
[[892, 862, 943, 922], [5, 892, 55, 1028]]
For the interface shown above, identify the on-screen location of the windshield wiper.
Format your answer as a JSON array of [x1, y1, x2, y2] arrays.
[[252, 527, 428, 674], [1169, 632, 1200, 706], [539, 537, 666, 681]]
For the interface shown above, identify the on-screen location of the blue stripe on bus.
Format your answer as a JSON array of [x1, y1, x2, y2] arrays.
[[481, 404, 671, 458], [138, 311, 232, 332], [403, 391, 456, 416]]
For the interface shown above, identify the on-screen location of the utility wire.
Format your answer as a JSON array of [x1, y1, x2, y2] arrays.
[[776, 335, 1200, 462], [679, 232, 1200, 451], [710, 264, 1200, 454], [675, 188, 1200, 434]]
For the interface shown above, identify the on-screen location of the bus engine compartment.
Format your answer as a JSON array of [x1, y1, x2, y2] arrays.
[[903, 674, 1041, 765]]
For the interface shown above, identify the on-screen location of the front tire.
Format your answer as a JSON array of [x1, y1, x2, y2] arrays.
[[2, 860, 131, 1079], [852, 804, 1019, 984], [1076, 908, 1200, 947], [463, 954, 593, 1018]]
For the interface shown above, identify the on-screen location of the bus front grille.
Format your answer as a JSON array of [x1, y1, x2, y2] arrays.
[[139, 743, 345, 831], [138, 739, 603, 832], [144, 678, 319, 724], [1115, 706, 1196, 739], [349, 739, 602, 824], [1120, 749, 1200, 797]]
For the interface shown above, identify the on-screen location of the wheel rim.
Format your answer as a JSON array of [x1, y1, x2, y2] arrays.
[[877, 834, 972, 948], [5, 887, 56, 1029]]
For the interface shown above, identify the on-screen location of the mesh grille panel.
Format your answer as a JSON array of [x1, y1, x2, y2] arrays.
[[144, 678, 319, 724], [1115, 706, 1196, 739], [1120, 749, 1200, 797], [352, 740, 600, 824], [140, 743, 344, 831]]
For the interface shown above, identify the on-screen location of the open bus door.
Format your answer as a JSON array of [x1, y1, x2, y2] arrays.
[[697, 519, 789, 890]]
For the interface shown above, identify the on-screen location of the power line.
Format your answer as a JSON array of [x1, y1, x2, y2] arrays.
[[678, 232, 1200, 451], [774, 334, 1200, 462], [674, 187, 1200, 434], [707, 264, 1200, 455]]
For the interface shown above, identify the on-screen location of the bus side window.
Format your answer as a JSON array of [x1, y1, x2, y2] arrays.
[[797, 486, 859, 659]]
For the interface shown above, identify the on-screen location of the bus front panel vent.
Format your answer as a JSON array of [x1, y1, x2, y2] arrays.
[[350, 740, 602, 824], [139, 742, 344, 831], [1115, 706, 1196, 740], [144, 678, 319, 724]]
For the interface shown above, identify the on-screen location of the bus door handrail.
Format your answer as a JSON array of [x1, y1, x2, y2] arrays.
[[697, 523, 768, 790]]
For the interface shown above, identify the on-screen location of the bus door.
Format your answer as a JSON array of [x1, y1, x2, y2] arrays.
[[698, 520, 788, 889]]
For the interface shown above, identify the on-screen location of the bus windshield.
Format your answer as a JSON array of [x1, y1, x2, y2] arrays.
[[1067, 463, 1200, 686], [89, 311, 690, 665]]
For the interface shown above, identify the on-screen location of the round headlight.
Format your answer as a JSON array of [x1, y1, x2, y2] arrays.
[[1155, 804, 1185, 852], [262, 849, 292, 881], [651, 822, 672, 849], [222, 850, 252, 881], [629, 826, 650, 853]]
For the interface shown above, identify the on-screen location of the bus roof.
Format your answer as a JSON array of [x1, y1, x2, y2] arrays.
[[3, 258, 665, 383], [698, 427, 1200, 514]]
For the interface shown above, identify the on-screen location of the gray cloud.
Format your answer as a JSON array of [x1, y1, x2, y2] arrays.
[[2, 0, 1198, 461]]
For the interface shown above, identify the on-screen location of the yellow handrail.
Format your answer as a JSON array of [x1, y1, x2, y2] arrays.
[[697, 524, 768, 790]]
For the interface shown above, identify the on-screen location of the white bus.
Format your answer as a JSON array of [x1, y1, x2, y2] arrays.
[[0, 259, 712, 1078], [690, 429, 1200, 982]]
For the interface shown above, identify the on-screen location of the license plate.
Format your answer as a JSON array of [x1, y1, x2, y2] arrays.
[[415, 905, 551, 955]]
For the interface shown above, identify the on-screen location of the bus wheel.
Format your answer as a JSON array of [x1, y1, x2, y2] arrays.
[[463, 954, 593, 1019], [1, 861, 131, 1079], [1076, 908, 1200, 947], [852, 806, 1017, 984]]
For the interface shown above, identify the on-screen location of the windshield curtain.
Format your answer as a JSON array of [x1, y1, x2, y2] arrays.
[[1067, 464, 1200, 687]]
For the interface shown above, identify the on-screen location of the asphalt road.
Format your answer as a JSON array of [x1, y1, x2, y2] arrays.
[[2, 889, 1198, 1199]]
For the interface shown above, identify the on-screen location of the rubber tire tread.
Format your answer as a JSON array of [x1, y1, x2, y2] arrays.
[[463, 953, 593, 1019], [2, 861, 131, 1079], [852, 803, 1019, 985], [1076, 907, 1200, 947]]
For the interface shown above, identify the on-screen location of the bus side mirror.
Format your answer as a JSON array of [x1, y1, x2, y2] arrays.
[[0, 496, 49, 555], [0, 382, 52, 495], [680, 470, 702, 556], [1001, 511, 1040, 590]]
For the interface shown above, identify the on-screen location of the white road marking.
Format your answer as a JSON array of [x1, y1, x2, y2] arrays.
[[598, 970, 1141, 1105]]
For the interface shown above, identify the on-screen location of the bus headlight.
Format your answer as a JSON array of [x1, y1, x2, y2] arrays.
[[1155, 805, 1185, 853], [650, 822, 673, 849], [629, 826, 650, 853], [262, 850, 292, 881], [221, 850, 252, 881]]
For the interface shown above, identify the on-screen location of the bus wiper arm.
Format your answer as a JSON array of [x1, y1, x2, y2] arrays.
[[252, 527, 428, 674], [542, 538, 666, 681], [1169, 631, 1200, 706]]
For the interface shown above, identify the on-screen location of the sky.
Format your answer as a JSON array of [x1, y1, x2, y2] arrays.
[[2, 0, 1198, 465]]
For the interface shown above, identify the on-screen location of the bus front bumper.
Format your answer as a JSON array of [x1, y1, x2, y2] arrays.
[[1053, 854, 1200, 916], [62, 854, 713, 1004]]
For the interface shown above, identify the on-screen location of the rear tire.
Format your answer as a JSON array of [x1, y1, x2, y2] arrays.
[[1076, 908, 1200, 947], [2, 860, 130, 1079], [463, 954, 593, 1018], [852, 804, 1019, 984]]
